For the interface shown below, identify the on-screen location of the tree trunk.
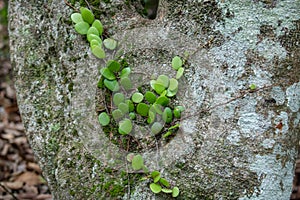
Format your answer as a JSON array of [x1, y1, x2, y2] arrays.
[[9, 0, 300, 199]]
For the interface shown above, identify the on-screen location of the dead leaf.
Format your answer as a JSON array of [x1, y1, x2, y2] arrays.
[[2, 181, 23, 190], [13, 172, 43, 186]]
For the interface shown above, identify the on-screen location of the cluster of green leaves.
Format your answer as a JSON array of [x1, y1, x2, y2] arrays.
[[97, 57, 185, 137], [97, 60, 134, 134], [71, 7, 117, 59], [71, 7, 183, 197], [127, 153, 180, 198]]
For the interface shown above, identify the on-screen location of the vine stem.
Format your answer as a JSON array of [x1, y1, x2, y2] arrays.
[[64, 0, 78, 11], [179, 84, 275, 121]]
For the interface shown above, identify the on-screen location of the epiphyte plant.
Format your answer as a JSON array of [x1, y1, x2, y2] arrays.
[[71, 7, 117, 59], [71, 7, 184, 197], [127, 153, 180, 197]]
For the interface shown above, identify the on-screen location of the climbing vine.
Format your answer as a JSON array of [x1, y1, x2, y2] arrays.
[[71, 7, 183, 197]]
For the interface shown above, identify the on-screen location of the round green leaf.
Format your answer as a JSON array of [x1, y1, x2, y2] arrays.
[[120, 77, 132, 90], [71, 13, 83, 23], [162, 188, 173, 194], [168, 78, 178, 91], [174, 106, 185, 118], [126, 100, 135, 112], [118, 102, 129, 114], [112, 109, 124, 121], [175, 106, 185, 112], [172, 56, 183, 70], [132, 92, 144, 103], [152, 103, 163, 115], [101, 67, 116, 80], [104, 79, 120, 92], [98, 112, 110, 126], [92, 19, 103, 35], [162, 107, 173, 123], [97, 76, 105, 88], [132, 154, 144, 170], [103, 38, 117, 50], [113, 93, 125, 106], [90, 39, 101, 48], [151, 122, 163, 135], [157, 75, 169, 88], [147, 110, 156, 124], [118, 118, 132, 135], [173, 108, 181, 118], [145, 91, 157, 104], [156, 96, 170, 106], [80, 7, 94, 24], [153, 82, 166, 95], [166, 87, 178, 97], [150, 80, 156, 90], [129, 112, 136, 120], [87, 26, 99, 36], [91, 45, 106, 59], [159, 178, 170, 187], [74, 21, 90, 35], [249, 83, 257, 90], [151, 171, 160, 179], [172, 187, 180, 197], [87, 34, 102, 43], [120, 67, 131, 78], [151, 171, 161, 183], [150, 183, 162, 194], [176, 67, 184, 79], [107, 60, 121, 72], [136, 103, 150, 117]]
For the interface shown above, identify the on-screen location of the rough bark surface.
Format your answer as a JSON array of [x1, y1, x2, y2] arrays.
[[9, 0, 300, 199]]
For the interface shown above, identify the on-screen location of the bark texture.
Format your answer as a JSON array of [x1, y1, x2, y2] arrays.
[[9, 0, 300, 199]]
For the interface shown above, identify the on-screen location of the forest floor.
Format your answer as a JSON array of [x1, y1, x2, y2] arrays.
[[0, 1, 299, 200], [0, 2, 52, 199]]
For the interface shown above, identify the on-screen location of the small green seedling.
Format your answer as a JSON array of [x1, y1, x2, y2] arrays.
[[249, 83, 257, 90]]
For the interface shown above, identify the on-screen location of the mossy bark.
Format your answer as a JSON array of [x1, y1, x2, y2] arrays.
[[9, 0, 300, 199]]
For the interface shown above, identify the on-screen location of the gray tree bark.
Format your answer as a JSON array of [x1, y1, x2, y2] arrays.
[[9, 0, 300, 199]]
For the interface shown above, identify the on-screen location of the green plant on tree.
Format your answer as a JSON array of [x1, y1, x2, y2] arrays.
[[71, 7, 185, 197]]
